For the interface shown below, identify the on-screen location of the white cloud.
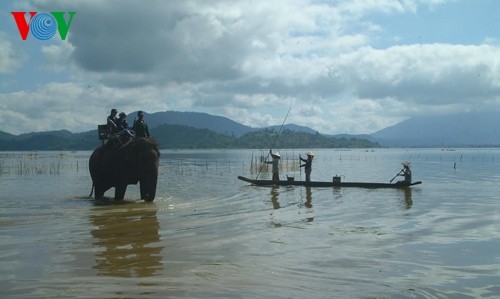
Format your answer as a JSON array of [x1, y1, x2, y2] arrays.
[[0, 82, 169, 134], [1, 0, 499, 135], [333, 44, 500, 104], [40, 42, 74, 72], [0, 32, 26, 74]]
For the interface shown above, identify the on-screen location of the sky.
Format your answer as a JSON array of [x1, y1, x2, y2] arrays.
[[1, 0, 499, 135]]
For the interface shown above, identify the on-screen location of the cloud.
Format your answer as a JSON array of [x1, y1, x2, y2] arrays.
[[0, 82, 168, 134], [1, 0, 499, 135], [40, 42, 74, 72], [333, 44, 500, 105], [67, 1, 248, 85], [0, 32, 26, 74]]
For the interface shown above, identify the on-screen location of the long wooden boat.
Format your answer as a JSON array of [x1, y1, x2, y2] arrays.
[[238, 176, 422, 189]]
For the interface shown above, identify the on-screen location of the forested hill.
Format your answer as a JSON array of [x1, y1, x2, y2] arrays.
[[152, 125, 379, 149], [0, 125, 379, 151]]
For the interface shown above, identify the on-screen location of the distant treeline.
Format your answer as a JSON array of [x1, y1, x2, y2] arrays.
[[0, 125, 380, 151]]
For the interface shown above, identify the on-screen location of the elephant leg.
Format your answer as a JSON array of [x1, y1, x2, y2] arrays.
[[94, 183, 106, 199], [140, 183, 149, 201], [115, 184, 127, 200], [140, 178, 157, 202]]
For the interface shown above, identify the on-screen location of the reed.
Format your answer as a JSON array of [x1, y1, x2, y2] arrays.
[[14, 160, 61, 175], [0, 152, 89, 176]]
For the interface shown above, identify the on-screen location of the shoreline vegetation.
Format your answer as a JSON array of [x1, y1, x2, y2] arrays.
[[0, 126, 380, 151]]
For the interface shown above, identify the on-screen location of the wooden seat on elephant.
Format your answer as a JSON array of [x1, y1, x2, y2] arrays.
[[98, 124, 108, 145], [106, 131, 135, 151]]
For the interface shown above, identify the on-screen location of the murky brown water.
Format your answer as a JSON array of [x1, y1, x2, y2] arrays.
[[1, 149, 499, 298]]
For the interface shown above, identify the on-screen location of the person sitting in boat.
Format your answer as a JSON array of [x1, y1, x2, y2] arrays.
[[397, 162, 412, 184], [299, 151, 314, 182], [106, 108, 118, 137], [266, 149, 280, 183]]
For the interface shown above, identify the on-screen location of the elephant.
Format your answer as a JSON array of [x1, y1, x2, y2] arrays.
[[89, 137, 160, 201]]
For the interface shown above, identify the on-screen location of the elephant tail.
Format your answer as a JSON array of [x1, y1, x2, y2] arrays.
[[88, 182, 94, 198]]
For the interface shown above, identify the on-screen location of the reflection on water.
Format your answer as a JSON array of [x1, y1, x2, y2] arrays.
[[304, 187, 314, 222], [304, 186, 313, 208], [270, 186, 280, 209], [89, 204, 163, 278], [401, 187, 413, 209], [270, 186, 315, 224]]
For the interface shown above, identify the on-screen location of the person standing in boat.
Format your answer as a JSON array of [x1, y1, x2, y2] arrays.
[[133, 110, 151, 138], [299, 151, 314, 182], [266, 149, 281, 183], [397, 162, 412, 184]]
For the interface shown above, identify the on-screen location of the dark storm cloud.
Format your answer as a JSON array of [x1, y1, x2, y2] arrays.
[[60, 1, 246, 85]]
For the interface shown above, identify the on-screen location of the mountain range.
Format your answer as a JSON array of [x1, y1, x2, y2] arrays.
[[370, 110, 500, 146], [0, 111, 375, 150], [0, 110, 499, 150], [126, 111, 317, 136], [125, 110, 500, 146]]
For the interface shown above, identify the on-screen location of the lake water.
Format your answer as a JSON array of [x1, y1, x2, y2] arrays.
[[1, 148, 499, 298]]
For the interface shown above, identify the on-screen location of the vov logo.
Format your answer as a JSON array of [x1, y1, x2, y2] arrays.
[[11, 11, 76, 40]]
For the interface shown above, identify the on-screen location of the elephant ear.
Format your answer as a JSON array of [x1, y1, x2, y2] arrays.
[[134, 138, 160, 165], [117, 145, 137, 164], [134, 138, 160, 156]]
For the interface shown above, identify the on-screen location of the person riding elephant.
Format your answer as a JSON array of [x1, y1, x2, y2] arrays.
[[116, 112, 129, 132], [89, 137, 160, 201], [133, 111, 150, 138], [106, 108, 118, 136]]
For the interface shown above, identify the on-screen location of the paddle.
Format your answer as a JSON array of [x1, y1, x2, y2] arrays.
[[299, 154, 302, 179], [389, 169, 404, 183], [256, 106, 292, 179]]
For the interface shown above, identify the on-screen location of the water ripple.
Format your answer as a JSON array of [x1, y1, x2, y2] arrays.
[[2, 149, 500, 298]]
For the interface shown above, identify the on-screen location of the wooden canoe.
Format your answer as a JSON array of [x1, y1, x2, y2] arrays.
[[237, 176, 422, 189]]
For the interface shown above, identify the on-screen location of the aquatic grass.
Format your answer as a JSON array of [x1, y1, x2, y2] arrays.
[[162, 159, 246, 177], [1, 149, 498, 178], [0, 152, 88, 176], [15, 160, 61, 175], [0, 160, 5, 176], [159, 150, 302, 178]]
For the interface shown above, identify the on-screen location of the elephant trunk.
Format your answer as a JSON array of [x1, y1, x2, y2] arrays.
[[135, 137, 160, 202], [139, 161, 158, 202]]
